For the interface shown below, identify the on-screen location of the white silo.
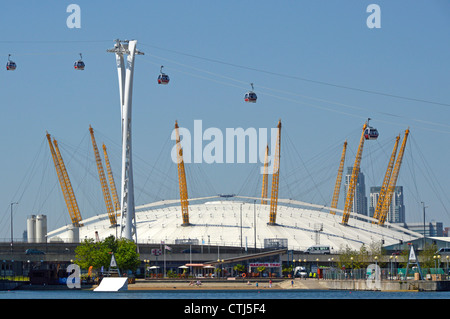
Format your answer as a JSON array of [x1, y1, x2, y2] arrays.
[[27, 215, 36, 243], [35, 214, 47, 243], [67, 225, 80, 243]]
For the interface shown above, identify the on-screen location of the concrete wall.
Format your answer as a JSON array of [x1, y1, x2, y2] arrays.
[[324, 279, 450, 291]]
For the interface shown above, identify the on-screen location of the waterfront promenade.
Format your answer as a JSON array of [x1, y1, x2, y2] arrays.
[[118, 278, 450, 292]]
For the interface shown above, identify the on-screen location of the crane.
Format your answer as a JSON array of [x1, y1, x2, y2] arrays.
[[378, 129, 409, 225], [103, 143, 121, 213], [261, 144, 269, 205], [329, 140, 347, 215], [372, 134, 400, 223], [341, 122, 368, 225], [89, 125, 117, 226], [268, 120, 281, 225], [46, 132, 82, 227], [175, 121, 190, 226]]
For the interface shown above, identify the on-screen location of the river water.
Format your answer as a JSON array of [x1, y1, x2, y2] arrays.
[[1, 288, 450, 299]]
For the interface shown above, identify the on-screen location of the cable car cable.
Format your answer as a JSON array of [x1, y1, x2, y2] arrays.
[[139, 42, 450, 108], [141, 52, 450, 134]]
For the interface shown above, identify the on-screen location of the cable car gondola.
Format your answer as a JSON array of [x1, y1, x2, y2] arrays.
[[6, 54, 16, 71], [74, 53, 85, 70], [157, 66, 170, 85], [244, 83, 257, 103], [364, 119, 379, 140]]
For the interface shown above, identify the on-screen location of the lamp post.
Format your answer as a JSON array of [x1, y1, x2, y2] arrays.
[[446, 256, 449, 279], [437, 255, 441, 277], [434, 255, 437, 274], [144, 259, 148, 279], [395, 255, 398, 280], [253, 200, 256, 252], [389, 255, 393, 280], [350, 256, 354, 279], [10, 202, 18, 252], [316, 258, 319, 279], [422, 202, 427, 249]]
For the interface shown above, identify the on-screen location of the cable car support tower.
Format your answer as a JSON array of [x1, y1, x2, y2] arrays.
[[107, 39, 143, 241]]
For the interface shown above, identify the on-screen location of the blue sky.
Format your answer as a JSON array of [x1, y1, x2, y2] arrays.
[[0, 1, 449, 239]]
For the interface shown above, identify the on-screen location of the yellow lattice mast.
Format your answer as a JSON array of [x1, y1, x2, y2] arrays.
[[103, 143, 121, 213], [372, 134, 400, 223], [46, 133, 82, 227], [261, 144, 269, 205], [329, 140, 347, 215], [175, 121, 190, 226], [378, 129, 409, 225], [341, 123, 367, 225], [269, 120, 281, 225], [89, 126, 116, 226]]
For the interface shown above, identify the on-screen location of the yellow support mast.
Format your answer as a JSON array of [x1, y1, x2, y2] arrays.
[[261, 144, 269, 205], [372, 134, 400, 222], [46, 133, 82, 227], [378, 129, 409, 225], [103, 143, 121, 213], [269, 120, 281, 225], [89, 126, 116, 226], [329, 140, 347, 215], [175, 121, 190, 226], [341, 123, 367, 225]]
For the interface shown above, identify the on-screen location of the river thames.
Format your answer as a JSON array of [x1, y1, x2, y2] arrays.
[[2, 289, 450, 299]]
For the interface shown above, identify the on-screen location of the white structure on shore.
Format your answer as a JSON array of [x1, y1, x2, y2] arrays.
[[46, 196, 422, 252], [106, 39, 144, 241], [27, 214, 47, 243]]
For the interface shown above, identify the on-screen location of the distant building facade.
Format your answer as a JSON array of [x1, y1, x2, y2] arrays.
[[407, 221, 444, 237], [369, 186, 405, 224], [344, 167, 368, 216]]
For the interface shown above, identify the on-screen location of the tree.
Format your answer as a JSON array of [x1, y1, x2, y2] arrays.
[[282, 264, 293, 277], [233, 264, 246, 275], [256, 266, 266, 276], [74, 236, 140, 273], [74, 238, 110, 270], [420, 243, 438, 269], [114, 237, 140, 271]]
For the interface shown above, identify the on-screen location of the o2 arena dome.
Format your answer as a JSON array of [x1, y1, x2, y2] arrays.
[[47, 196, 421, 252]]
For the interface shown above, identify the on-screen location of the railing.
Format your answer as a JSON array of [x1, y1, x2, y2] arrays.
[[321, 267, 449, 281]]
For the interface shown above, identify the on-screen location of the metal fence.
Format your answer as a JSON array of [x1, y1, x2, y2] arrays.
[[321, 267, 448, 280]]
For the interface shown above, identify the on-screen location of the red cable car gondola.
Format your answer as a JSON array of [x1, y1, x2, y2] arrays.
[[157, 66, 170, 85], [6, 54, 16, 71], [364, 118, 379, 140], [74, 53, 85, 70], [244, 83, 257, 103]]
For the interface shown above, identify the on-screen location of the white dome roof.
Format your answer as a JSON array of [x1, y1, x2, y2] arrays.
[[47, 196, 422, 251]]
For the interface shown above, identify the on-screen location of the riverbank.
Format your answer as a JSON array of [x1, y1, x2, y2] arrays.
[[11, 277, 450, 292], [126, 278, 329, 290], [126, 278, 450, 292]]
